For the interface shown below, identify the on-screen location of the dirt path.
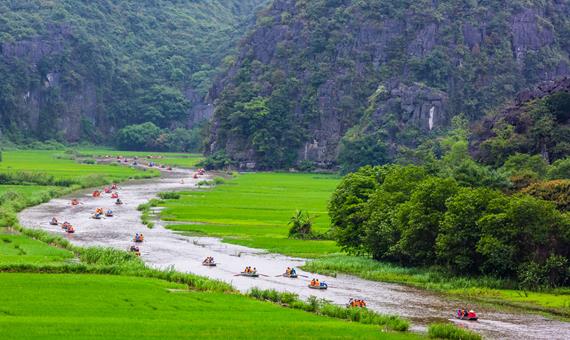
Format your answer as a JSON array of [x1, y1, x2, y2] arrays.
[[18, 167, 570, 339]]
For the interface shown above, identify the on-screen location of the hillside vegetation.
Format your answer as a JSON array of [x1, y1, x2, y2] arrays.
[[0, 0, 268, 147], [208, 0, 570, 170]]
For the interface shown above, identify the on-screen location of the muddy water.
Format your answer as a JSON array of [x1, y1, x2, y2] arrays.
[[18, 167, 569, 339]]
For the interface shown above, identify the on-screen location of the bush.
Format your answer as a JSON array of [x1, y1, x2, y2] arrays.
[[428, 323, 481, 340], [200, 151, 233, 170], [288, 210, 316, 239], [158, 192, 181, 200]]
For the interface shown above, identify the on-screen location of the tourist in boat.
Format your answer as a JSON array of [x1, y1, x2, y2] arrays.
[[290, 268, 296, 275], [252, 267, 257, 274], [115, 198, 123, 205], [50, 217, 58, 225], [310, 279, 316, 286]]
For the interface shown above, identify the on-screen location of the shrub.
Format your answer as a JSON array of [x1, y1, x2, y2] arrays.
[[288, 210, 316, 239], [158, 192, 181, 199], [428, 323, 481, 340]]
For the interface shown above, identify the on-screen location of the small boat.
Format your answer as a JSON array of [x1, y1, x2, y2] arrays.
[[239, 272, 259, 277], [282, 273, 298, 278], [49, 219, 59, 226], [455, 310, 478, 321], [92, 214, 102, 220], [115, 200, 123, 205], [202, 262, 217, 267], [308, 283, 328, 290], [66, 226, 75, 233], [105, 212, 113, 217], [111, 193, 119, 199]]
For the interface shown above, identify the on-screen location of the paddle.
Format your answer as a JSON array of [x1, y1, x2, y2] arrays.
[[258, 274, 270, 277], [298, 274, 309, 278]]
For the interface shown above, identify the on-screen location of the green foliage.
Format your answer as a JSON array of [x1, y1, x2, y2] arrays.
[[0, 0, 268, 143], [330, 158, 570, 286], [201, 150, 234, 170], [477, 92, 570, 166], [523, 180, 570, 211], [428, 323, 482, 340], [116, 123, 162, 151], [338, 130, 389, 174], [288, 210, 315, 239]]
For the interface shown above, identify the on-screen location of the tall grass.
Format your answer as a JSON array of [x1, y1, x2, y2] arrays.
[[303, 255, 516, 292], [428, 323, 482, 340], [137, 199, 162, 228], [248, 288, 410, 332]]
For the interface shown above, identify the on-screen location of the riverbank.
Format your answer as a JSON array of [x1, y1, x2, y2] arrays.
[[303, 255, 570, 320]]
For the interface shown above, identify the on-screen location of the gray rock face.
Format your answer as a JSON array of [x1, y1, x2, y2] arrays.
[[371, 82, 449, 131], [210, 0, 570, 167]]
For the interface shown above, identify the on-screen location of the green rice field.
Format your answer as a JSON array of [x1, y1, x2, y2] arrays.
[[0, 273, 421, 339], [161, 172, 341, 257], [0, 150, 155, 181], [0, 233, 74, 265]]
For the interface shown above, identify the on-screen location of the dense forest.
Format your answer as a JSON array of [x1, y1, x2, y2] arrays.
[[208, 0, 570, 170], [329, 111, 570, 288], [0, 0, 268, 150]]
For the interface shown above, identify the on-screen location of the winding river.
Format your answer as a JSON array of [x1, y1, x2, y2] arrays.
[[18, 166, 570, 339]]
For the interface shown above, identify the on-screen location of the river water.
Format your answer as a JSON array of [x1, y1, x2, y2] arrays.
[[18, 167, 570, 339]]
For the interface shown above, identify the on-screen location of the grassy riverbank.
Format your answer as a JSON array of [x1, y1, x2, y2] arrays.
[[303, 255, 570, 318], [0, 273, 420, 339], [160, 172, 340, 257]]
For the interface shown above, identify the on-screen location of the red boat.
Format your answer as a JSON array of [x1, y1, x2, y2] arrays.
[[455, 309, 478, 321]]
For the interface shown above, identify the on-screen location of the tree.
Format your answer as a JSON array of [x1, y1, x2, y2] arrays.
[[329, 166, 384, 254], [115, 123, 161, 151], [365, 165, 428, 260], [435, 187, 501, 273], [502, 153, 549, 178], [392, 177, 459, 265], [136, 85, 191, 128]]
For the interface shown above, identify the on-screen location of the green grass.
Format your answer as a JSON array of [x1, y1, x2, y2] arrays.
[[303, 255, 570, 318], [0, 233, 74, 265], [0, 150, 157, 181], [160, 172, 341, 257], [0, 273, 421, 339], [428, 323, 481, 340]]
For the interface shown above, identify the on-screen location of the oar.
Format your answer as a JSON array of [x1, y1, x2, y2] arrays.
[[274, 274, 285, 277], [258, 274, 270, 277], [298, 274, 309, 278]]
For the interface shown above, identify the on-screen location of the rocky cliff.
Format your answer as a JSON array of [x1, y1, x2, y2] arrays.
[[0, 0, 268, 143], [208, 0, 570, 169], [472, 76, 570, 165]]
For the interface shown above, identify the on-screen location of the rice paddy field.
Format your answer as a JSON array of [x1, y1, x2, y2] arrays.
[[0, 273, 421, 339], [160, 172, 341, 257], [0, 150, 156, 181], [0, 233, 74, 265]]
